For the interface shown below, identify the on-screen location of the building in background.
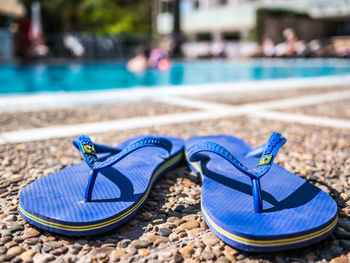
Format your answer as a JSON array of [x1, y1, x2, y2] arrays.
[[155, 0, 350, 57], [257, 0, 350, 43]]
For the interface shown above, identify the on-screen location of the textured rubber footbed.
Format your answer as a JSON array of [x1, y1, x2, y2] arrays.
[[19, 136, 184, 235], [186, 135, 337, 251]]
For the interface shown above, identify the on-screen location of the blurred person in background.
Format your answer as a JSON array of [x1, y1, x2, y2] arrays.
[[283, 28, 298, 56], [211, 39, 226, 58], [333, 38, 350, 58], [307, 40, 324, 57], [274, 28, 306, 57], [261, 36, 275, 57], [325, 42, 336, 58], [127, 46, 149, 73], [14, 17, 31, 57], [148, 38, 172, 70], [63, 34, 85, 57], [28, 2, 48, 57]]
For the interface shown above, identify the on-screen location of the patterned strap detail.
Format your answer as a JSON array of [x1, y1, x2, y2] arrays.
[[73, 135, 173, 202], [72, 135, 123, 169], [244, 143, 266, 158], [94, 143, 122, 154], [187, 132, 286, 180], [72, 135, 98, 169], [253, 132, 286, 177], [73, 135, 173, 171]]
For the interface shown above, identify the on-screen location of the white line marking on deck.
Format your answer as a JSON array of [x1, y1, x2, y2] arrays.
[[245, 90, 350, 110], [251, 111, 350, 129], [1, 88, 350, 145], [0, 135, 7, 145], [154, 96, 234, 111], [0, 110, 241, 144], [154, 90, 350, 112]]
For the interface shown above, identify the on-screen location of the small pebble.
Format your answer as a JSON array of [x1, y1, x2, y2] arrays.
[[202, 250, 215, 260], [70, 245, 82, 255], [34, 243, 43, 253], [169, 233, 178, 241], [335, 228, 350, 240], [340, 193, 349, 202], [117, 239, 131, 248], [24, 237, 41, 245], [153, 236, 169, 247], [330, 256, 349, 263], [21, 250, 35, 263], [110, 249, 126, 261], [130, 240, 152, 249], [138, 248, 150, 256], [179, 220, 199, 230], [158, 228, 172, 237], [173, 252, 183, 263], [216, 256, 230, 263], [141, 212, 153, 221], [8, 224, 24, 233], [42, 246, 52, 253], [203, 233, 219, 246], [126, 246, 137, 255], [4, 215, 17, 222], [7, 246, 23, 258], [180, 244, 194, 258], [24, 228, 40, 238], [152, 219, 164, 225]]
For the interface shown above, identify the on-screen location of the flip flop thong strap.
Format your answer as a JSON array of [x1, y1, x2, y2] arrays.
[[244, 143, 266, 158], [187, 132, 286, 213], [93, 143, 123, 154], [72, 135, 173, 202], [72, 135, 122, 167]]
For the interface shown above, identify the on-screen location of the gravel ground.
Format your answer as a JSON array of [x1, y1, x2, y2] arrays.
[[0, 101, 192, 133], [190, 86, 350, 106], [1, 115, 349, 263], [280, 99, 350, 120]]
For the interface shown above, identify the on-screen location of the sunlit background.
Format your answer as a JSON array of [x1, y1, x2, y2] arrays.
[[1, 0, 350, 95], [1, 2, 350, 262]]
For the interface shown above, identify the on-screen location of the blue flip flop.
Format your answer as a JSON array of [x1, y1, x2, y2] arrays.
[[185, 132, 337, 252], [19, 135, 184, 236]]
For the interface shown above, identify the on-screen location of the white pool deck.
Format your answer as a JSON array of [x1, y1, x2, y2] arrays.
[[1, 75, 350, 145]]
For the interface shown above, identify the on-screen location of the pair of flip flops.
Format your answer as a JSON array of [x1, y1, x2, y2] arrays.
[[19, 133, 337, 252]]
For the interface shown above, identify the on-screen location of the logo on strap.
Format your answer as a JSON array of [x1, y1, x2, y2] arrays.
[[257, 154, 272, 167], [82, 144, 96, 156]]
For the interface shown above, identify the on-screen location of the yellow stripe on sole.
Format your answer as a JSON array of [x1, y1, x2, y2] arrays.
[[184, 152, 203, 181], [19, 152, 183, 232], [202, 203, 337, 247]]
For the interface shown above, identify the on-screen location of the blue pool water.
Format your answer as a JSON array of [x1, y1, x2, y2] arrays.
[[1, 59, 350, 95]]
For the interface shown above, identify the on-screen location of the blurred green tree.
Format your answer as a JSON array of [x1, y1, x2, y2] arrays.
[[21, 0, 152, 34], [78, 0, 151, 34]]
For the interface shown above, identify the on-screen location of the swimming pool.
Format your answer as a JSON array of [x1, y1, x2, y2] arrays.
[[1, 59, 350, 95]]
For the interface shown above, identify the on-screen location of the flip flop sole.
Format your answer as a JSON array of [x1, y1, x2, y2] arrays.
[[201, 202, 337, 252], [186, 135, 337, 252], [19, 136, 184, 236]]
